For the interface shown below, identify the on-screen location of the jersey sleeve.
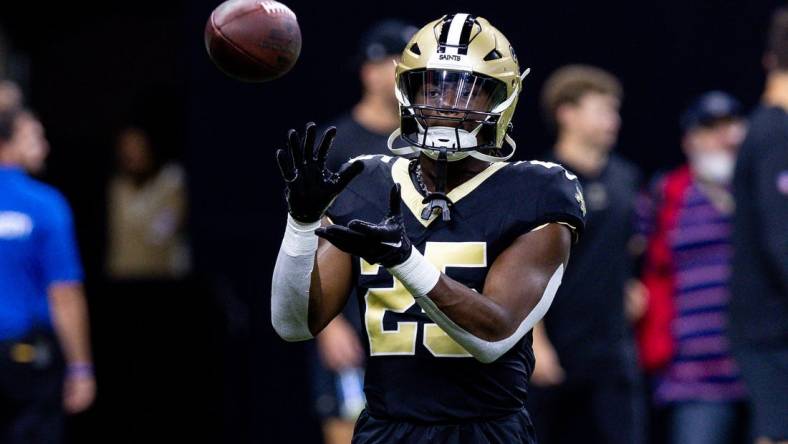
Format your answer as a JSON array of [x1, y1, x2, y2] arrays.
[[536, 165, 587, 241], [38, 193, 84, 286]]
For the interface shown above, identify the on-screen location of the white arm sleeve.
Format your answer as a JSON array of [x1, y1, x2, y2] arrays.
[[388, 249, 565, 364], [271, 215, 320, 342]]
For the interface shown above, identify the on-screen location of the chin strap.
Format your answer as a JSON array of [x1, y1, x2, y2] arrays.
[[468, 134, 517, 162], [388, 128, 418, 156], [420, 147, 453, 222]]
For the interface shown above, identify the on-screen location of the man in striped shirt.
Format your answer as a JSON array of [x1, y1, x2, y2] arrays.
[[639, 91, 749, 444]]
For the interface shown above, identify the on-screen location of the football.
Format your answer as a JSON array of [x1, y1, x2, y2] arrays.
[[204, 0, 302, 82]]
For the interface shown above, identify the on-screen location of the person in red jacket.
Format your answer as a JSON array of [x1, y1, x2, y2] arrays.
[[638, 91, 749, 444]]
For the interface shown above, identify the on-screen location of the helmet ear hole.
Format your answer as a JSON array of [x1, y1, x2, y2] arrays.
[[483, 49, 502, 61], [409, 43, 421, 56]]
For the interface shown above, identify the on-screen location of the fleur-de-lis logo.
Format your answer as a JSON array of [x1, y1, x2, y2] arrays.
[[575, 185, 587, 217]]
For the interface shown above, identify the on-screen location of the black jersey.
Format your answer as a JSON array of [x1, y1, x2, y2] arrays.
[[541, 154, 641, 381], [326, 155, 586, 422], [731, 106, 788, 346]]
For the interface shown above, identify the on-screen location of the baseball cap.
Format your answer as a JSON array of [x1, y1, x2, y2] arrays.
[[357, 19, 418, 64], [680, 91, 742, 131]]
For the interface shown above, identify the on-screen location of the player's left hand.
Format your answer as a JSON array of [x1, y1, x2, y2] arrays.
[[63, 371, 96, 414], [316, 184, 412, 267]]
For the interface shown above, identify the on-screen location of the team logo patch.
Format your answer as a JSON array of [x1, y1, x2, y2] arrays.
[[778, 171, 788, 196], [575, 184, 587, 216], [0, 211, 33, 239]]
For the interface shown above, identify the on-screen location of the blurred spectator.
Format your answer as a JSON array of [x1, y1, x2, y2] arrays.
[[15, 110, 49, 175], [0, 81, 47, 176], [638, 91, 749, 444], [0, 80, 21, 112], [311, 19, 415, 444], [528, 65, 645, 444], [730, 7, 788, 444], [106, 126, 190, 279], [323, 19, 415, 171], [0, 106, 95, 443]]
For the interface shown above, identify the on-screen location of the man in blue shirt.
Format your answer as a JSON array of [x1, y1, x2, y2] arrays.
[[0, 107, 95, 443]]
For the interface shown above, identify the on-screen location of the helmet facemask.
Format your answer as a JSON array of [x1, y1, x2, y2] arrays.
[[397, 69, 509, 161]]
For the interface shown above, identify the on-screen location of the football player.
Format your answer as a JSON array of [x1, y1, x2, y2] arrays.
[[271, 14, 586, 443]]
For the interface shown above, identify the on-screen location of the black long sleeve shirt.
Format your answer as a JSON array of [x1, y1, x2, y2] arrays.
[[730, 105, 788, 347]]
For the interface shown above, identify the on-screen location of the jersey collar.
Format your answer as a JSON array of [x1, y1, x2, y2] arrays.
[[0, 165, 24, 177], [391, 157, 508, 227]]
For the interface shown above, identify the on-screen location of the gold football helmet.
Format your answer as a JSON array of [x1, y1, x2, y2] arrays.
[[388, 13, 528, 163]]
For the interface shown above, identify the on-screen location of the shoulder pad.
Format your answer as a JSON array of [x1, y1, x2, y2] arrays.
[[510, 160, 585, 240], [509, 160, 579, 181]]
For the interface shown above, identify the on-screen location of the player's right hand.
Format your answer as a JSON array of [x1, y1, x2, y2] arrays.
[[276, 122, 364, 223], [316, 184, 412, 267]]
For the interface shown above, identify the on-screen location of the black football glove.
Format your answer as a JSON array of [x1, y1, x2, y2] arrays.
[[276, 122, 364, 223], [316, 184, 412, 268]]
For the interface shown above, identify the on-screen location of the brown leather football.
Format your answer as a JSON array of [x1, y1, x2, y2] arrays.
[[205, 0, 302, 82]]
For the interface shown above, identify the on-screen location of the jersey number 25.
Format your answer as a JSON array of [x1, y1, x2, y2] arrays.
[[362, 241, 486, 358]]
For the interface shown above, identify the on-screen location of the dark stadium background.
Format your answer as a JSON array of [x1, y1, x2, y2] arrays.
[[0, 0, 780, 442]]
